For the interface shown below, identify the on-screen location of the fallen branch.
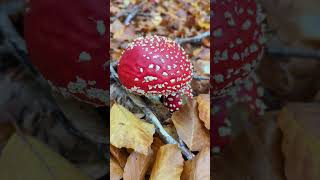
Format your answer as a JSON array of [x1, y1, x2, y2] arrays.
[[193, 74, 210, 81], [124, 3, 143, 25], [110, 65, 195, 160], [266, 45, 320, 60], [175, 31, 210, 44]]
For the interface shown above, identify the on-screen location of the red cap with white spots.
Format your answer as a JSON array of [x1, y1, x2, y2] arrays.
[[24, 0, 108, 106], [118, 35, 193, 111], [162, 93, 183, 112], [211, 74, 266, 153], [212, 0, 265, 97]]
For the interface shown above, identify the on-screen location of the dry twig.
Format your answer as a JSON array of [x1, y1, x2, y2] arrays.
[[175, 31, 210, 44], [266, 44, 320, 60], [124, 3, 143, 25]]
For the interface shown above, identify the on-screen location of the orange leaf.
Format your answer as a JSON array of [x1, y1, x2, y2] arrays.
[[196, 94, 210, 129], [150, 144, 184, 180], [181, 147, 210, 180], [123, 149, 153, 180], [110, 145, 129, 168], [278, 103, 320, 180], [110, 156, 123, 180], [172, 100, 210, 151]]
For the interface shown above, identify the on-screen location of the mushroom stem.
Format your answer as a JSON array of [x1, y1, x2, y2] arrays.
[[110, 65, 195, 160]]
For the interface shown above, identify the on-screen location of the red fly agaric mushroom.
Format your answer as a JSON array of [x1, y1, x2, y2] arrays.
[[212, 0, 265, 97], [211, 74, 266, 153], [118, 35, 193, 112], [162, 93, 183, 112], [24, 0, 108, 106]]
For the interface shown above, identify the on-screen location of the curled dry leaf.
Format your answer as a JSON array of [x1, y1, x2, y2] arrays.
[[123, 149, 153, 180], [110, 145, 129, 168], [196, 94, 210, 129], [181, 146, 210, 180], [111, 156, 123, 180], [149, 144, 184, 180], [172, 100, 210, 151], [278, 103, 320, 180], [110, 103, 155, 155]]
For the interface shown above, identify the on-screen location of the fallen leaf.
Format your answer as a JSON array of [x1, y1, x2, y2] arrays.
[[196, 94, 210, 129], [123, 149, 153, 180], [172, 100, 210, 151], [150, 144, 184, 180], [181, 146, 210, 180], [53, 92, 107, 144], [110, 103, 155, 155], [111, 156, 124, 180], [111, 19, 125, 40], [151, 12, 163, 26], [147, 137, 165, 175], [212, 111, 285, 180], [110, 144, 129, 168], [278, 103, 320, 180], [0, 133, 92, 180]]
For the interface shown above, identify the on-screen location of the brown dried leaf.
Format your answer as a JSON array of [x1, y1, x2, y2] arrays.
[[111, 156, 123, 180], [123, 149, 153, 180], [172, 100, 210, 151], [196, 94, 210, 129], [278, 103, 320, 180], [149, 144, 184, 180], [212, 111, 285, 180], [181, 147, 210, 180], [110, 145, 129, 168], [147, 137, 165, 175]]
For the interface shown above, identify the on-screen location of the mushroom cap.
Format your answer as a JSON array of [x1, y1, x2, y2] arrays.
[[24, 0, 108, 106], [212, 0, 265, 97], [118, 35, 193, 96], [211, 74, 266, 153], [162, 93, 183, 112]]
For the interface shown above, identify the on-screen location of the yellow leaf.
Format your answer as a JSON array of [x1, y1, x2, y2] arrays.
[[0, 134, 92, 180], [197, 17, 209, 29], [150, 144, 184, 180], [110, 103, 155, 155], [151, 13, 163, 26]]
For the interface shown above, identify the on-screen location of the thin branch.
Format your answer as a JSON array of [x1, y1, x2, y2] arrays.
[[110, 65, 195, 160], [175, 31, 210, 44], [124, 3, 143, 25], [266, 45, 320, 60], [193, 75, 210, 81]]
